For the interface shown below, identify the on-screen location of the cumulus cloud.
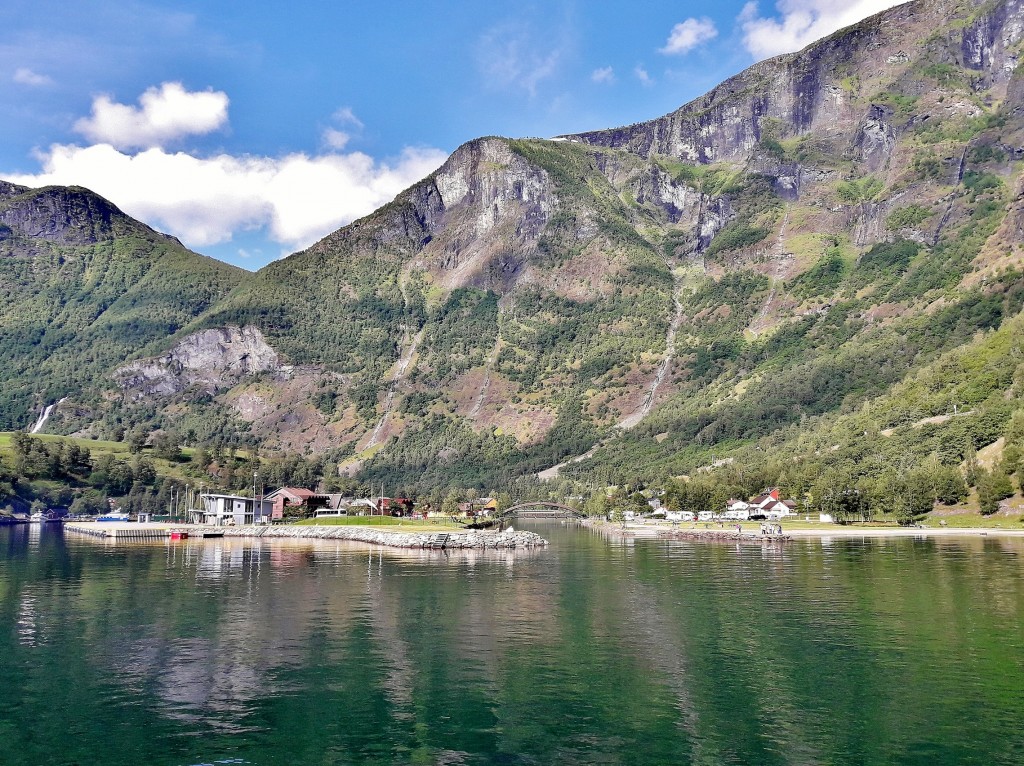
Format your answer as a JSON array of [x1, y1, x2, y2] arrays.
[[591, 66, 616, 84], [13, 67, 53, 87], [659, 17, 718, 55], [10, 142, 448, 252], [73, 82, 229, 150], [8, 84, 447, 256], [739, 0, 905, 60], [634, 65, 654, 87]]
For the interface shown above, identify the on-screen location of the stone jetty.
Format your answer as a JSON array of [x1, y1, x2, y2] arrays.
[[217, 525, 548, 549], [658, 528, 791, 543]]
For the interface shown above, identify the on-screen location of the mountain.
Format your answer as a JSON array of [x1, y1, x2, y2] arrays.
[[0, 182, 245, 433], [3, 0, 1024, 499]]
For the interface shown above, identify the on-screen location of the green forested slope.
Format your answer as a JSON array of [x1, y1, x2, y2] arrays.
[[0, 184, 246, 428]]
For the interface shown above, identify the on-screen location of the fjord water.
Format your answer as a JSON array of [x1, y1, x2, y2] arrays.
[[2, 524, 1023, 766]]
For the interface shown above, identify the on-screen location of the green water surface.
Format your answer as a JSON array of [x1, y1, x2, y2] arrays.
[[1, 523, 1022, 765]]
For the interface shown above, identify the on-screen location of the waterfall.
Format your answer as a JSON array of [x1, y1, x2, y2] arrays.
[[28, 398, 67, 434]]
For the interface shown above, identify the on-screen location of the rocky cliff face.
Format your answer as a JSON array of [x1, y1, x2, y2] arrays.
[[116, 326, 281, 399], [565, 0, 1023, 166], [0, 185, 127, 245]]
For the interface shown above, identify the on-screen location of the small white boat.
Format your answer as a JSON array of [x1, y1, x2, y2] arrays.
[[96, 512, 131, 522]]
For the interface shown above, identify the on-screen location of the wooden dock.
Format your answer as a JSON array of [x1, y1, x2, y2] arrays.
[[64, 522, 224, 540]]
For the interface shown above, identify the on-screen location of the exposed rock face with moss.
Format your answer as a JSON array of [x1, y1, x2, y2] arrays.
[[116, 326, 281, 399]]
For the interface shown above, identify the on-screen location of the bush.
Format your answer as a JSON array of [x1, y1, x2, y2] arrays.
[[886, 205, 933, 231], [977, 468, 1014, 514], [707, 223, 770, 255]]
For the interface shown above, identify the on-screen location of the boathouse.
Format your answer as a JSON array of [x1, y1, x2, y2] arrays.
[[193, 493, 273, 526]]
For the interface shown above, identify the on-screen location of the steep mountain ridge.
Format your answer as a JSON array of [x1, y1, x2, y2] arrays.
[[567, 0, 1024, 164], [3, 0, 1024, 497]]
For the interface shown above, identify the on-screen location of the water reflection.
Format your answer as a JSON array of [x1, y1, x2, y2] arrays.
[[1, 524, 1023, 765]]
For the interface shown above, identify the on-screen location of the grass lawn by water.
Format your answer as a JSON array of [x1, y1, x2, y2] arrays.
[[292, 516, 463, 532]]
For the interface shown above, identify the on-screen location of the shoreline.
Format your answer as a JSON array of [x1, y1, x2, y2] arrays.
[[586, 519, 1024, 539]]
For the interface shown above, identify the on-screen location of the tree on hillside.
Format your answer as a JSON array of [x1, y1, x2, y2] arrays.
[[127, 430, 147, 454], [963, 439, 980, 486], [152, 431, 182, 462], [69, 492, 107, 516], [977, 468, 1014, 515]]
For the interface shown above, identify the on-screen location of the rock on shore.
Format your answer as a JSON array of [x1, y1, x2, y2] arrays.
[[217, 525, 548, 549]]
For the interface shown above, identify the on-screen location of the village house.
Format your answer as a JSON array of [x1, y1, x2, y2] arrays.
[[718, 489, 798, 520], [747, 488, 798, 519], [263, 487, 330, 520], [724, 499, 752, 520], [458, 498, 498, 517], [192, 493, 273, 526]]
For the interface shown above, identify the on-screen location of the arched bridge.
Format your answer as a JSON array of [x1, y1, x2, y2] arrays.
[[497, 502, 586, 520]]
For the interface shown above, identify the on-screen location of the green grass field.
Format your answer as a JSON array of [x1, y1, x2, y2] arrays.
[[292, 516, 462, 532], [920, 511, 1024, 528], [0, 431, 199, 481]]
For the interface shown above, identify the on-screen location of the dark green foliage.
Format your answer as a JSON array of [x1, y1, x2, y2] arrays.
[[966, 144, 1006, 164], [790, 246, 846, 299], [962, 171, 1001, 196], [424, 289, 499, 379], [849, 239, 922, 295], [399, 391, 440, 416], [706, 175, 781, 257], [759, 138, 786, 160], [886, 205, 933, 231], [977, 468, 1014, 514], [350, 381, 381, 422], [707, 223, 769, 255], [312, 389, 338, 416], [856, 239, 919, 280]]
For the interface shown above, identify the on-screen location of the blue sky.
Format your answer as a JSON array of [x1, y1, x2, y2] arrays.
[[1, 0, 903, 269]]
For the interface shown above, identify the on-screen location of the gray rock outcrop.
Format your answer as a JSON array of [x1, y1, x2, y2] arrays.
[[116, 325, 281, 399]]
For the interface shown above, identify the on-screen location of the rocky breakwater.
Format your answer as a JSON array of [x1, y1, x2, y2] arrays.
[[659, 528, 791, 544], [217, 525, 548, 549]]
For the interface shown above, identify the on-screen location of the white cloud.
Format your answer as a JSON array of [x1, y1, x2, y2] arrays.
[[659, 18, 718, 55], [13, 67, 53, 87], [634, 65, 654, 87], [10, 141, 447, 252], [73, 82, 229, 150], [332, 107, 363, 128], [739, 0, 905, 60], [477, 22, 563, 96], [322, 128, 351, 150], [320, 106, 363, 150], [591, 66, 616, 84]]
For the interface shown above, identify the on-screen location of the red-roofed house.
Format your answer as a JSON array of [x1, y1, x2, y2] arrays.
[[264, 487, 327, 520]]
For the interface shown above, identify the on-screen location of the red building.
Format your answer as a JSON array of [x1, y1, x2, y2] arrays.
[[264, 487, 326, 520]]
